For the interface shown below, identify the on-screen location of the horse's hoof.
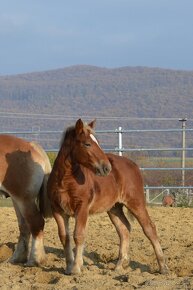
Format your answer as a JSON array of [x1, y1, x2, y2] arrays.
[[160, 264, 169, 274], [24, 259, 39, 267], [114, 259, 129, 272], [71, 265, 82, 275], [25, 254, 46, 267], [9, 256, 27, 264], [114, 265, 124, 273], [65, 264, 73, 275]]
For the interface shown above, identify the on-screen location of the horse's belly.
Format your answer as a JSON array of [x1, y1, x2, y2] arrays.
[[89, 191, 118, 214], [88, 176, 119, 214]]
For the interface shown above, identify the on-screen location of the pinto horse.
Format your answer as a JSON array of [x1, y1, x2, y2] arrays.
[[0, 135, 52, 266], [47, 119, 168, 275]]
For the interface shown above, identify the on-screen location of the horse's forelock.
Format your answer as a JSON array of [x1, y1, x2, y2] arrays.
[[60, 122, 95, 147]]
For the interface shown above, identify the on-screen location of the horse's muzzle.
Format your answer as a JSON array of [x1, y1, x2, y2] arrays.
[[95, 161, 112, 176]]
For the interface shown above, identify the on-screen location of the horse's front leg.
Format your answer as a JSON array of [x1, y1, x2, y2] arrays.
[[72, 207, 89, 275], [53, 212, 74, 274]]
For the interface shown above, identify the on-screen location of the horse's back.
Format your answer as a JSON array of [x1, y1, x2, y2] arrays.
[[107, 153, 143, 186], [0, 134, 31, 153], [0, 134, 49, 171]]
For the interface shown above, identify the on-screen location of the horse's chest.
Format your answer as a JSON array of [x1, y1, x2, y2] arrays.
[[54, 189, 72, 216], [61, 204, 74, 216], [55, 185, 84, 216]]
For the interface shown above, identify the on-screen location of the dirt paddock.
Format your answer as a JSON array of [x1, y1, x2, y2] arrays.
[[0, 206, 193, 290]]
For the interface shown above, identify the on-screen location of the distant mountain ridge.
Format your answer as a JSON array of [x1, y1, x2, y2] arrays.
[[0, 65, 193, 119]]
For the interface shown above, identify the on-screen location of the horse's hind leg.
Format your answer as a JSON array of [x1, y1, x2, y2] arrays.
[[15, 198, 46, 266], [25, 202, 46, 266], [108, 204, 131, 271], [127, 203, 168, 274], [9, 199, 30, 264]]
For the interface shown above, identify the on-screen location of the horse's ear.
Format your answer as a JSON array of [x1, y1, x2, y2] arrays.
[[75, 118, 84, 135], [88, 119, 96, 129]]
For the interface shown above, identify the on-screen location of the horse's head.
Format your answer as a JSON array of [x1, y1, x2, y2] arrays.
[[70, 119, 112, 176]]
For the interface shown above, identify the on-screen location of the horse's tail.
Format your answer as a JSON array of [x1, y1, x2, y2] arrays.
[[30, 141, 53, 218], [39, 172, 53, 218]]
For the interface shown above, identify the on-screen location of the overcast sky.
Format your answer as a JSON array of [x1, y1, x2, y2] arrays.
[[0, 0, 193, 75]]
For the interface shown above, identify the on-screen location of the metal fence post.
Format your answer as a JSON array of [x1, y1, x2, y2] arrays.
[[118, 126, 123, 156], [179, 118, 187, 188], [145, 188, 150, 203]]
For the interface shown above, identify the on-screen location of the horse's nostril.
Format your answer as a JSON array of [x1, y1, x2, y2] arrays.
[[96, 167, 101, 176], [104, 166, 109, 174], [103, 163, 111, 176]]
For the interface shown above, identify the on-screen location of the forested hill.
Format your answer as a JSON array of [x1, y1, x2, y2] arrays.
[[0, 65, 193, 119]]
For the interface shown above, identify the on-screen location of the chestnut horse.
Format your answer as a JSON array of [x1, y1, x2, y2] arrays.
[[47, 119, 168, 275], [0, 135, 52, 266], [162, 194, 176, 207]]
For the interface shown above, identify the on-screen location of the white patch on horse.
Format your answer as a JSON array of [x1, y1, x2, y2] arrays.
[[28, 236, 45, 265], [90, 134, 100, 146]]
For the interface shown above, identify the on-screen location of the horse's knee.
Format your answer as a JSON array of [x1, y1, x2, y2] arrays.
[[73, 233, 85, 245], [73, 221, 87, 245]]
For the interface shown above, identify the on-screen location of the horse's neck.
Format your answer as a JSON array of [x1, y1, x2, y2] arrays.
[[57, 145, 82, 174], [55, 147, 72, 172], [55, 147, 89, 182]]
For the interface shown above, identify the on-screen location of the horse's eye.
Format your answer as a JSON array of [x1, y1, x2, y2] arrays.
[[84, 143, 91, 148]]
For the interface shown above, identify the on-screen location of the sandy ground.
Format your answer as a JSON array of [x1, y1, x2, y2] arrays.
[[0, 206, 193, 290]]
